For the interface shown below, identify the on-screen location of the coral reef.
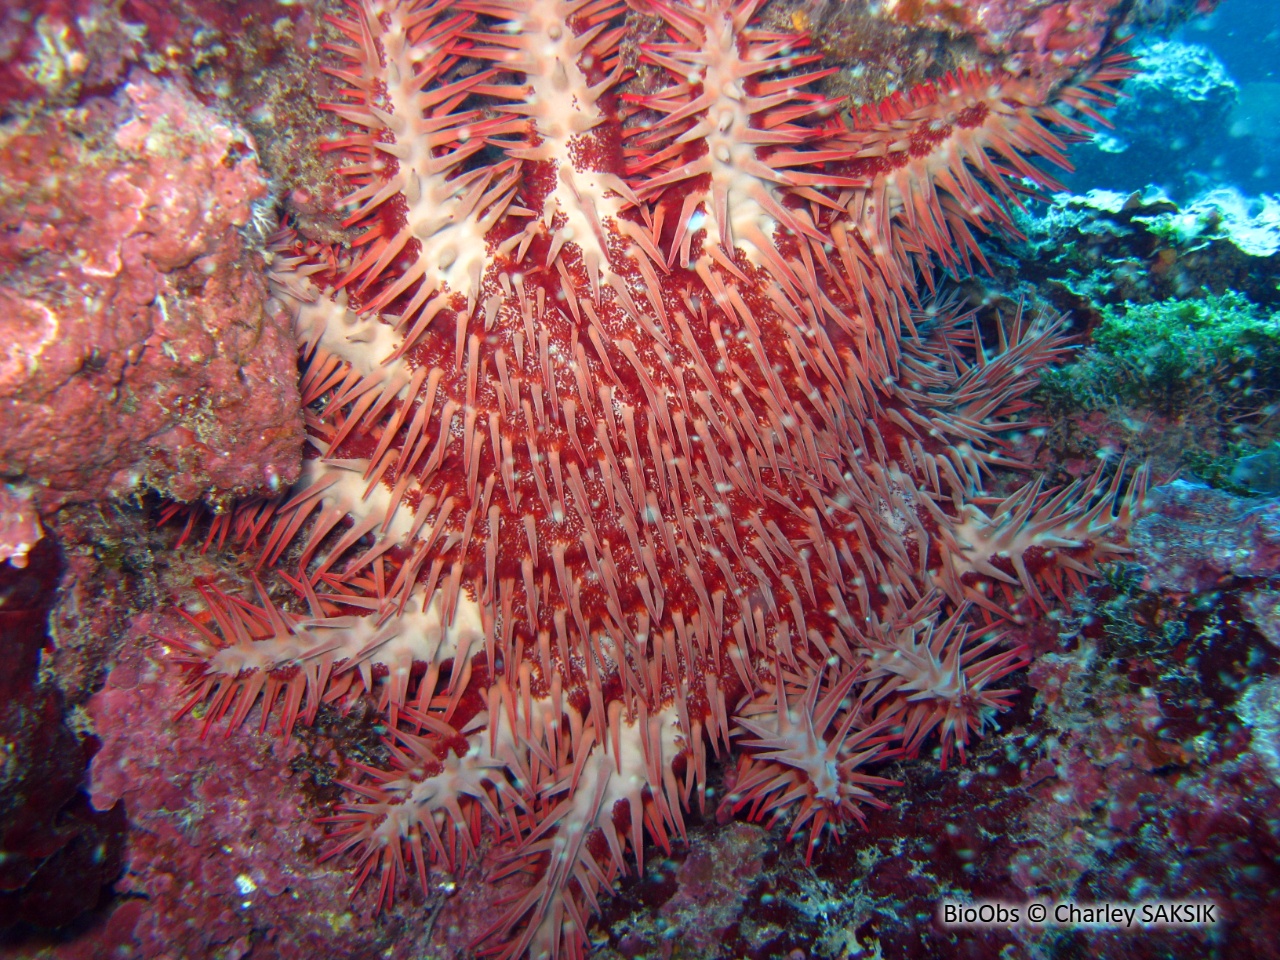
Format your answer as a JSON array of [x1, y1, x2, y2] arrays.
[[1046, 292, 1280, 416], [996, 187, 1280, 311], [880, 0, 1125, 66], [85, 609, 413, 960], [980, 188, 1280, 501], [0, 0, 142, 107], [1128, 480, 1280, 592]]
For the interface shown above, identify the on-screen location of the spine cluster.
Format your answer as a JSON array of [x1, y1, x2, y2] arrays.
[[166, 1, 1141, 956]]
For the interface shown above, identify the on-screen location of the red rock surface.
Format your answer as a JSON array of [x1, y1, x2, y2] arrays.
[[0, 73, 302, 511]]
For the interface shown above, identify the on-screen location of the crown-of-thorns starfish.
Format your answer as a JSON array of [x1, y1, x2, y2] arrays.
[[165, 1, 1142, 956]]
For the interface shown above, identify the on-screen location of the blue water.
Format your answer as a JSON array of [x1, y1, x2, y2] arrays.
[[1190, 0, 1280, 84], [1066, 0, 1280, 200]]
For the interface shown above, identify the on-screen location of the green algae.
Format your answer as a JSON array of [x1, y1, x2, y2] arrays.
[[1041, 292, 1280, 416], [1035, 292, 1280, 493]]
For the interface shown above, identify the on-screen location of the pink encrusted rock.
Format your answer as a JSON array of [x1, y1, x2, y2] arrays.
[[83, 612, 411, 960], [0, 73, 303, 511], [76, 597, 549, 960]]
